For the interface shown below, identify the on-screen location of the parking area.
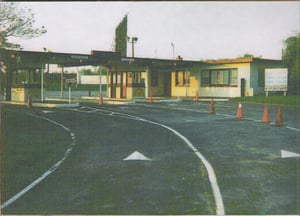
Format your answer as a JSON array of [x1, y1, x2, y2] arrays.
[[1, 100, 299, 214]]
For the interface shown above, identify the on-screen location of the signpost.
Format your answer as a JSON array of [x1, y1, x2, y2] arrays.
[[265, 68, 288, 96], [66, 78, 77, 104]]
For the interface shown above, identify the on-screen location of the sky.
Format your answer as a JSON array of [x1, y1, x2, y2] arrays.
[[8, 1, 300, 60]]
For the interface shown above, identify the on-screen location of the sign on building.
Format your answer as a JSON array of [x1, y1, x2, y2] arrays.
[[80, 75, 107, 85], [265, 68, 288, 94]]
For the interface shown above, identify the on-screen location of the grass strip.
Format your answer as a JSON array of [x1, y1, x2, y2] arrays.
[[230, 96, 300, 108]]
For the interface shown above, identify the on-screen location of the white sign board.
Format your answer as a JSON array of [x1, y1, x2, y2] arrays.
[[80, 75, 107, 84], [265, 68, 288, 92]]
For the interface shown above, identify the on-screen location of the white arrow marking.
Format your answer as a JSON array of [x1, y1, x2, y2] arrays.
[[281, 150, 300, 158], [123, 151, 151, 161], [42, 110, 54, 114]]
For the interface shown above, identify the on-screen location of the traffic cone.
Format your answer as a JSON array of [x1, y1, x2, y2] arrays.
[[236, 102, 244, 119], [275, 107, 283, 127], [209, 99, 215, 114], [99, 93, 103, 105], [262, 104, 270, 123], [149, 94, 153, 104], [195, 90, 199, 102], [27, 96, 32, 109]]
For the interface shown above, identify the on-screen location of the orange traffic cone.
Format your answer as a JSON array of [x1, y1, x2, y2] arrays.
[[99, 93, 103, 105], [236, 102, 244, 119], [27, 96, 32, 108], [275, 107, 283, 127], [149, 94, 153, 104], [209, 99, 215, 114], [262, 104, 270, 123], [195, 90, 199, 102]]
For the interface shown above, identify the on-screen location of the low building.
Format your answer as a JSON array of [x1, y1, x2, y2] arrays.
[[0, 48, 283, 101], [106, 57, 283, 99]]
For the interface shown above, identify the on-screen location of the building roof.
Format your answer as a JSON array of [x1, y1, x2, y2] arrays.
[[205, 57, 282, 64]]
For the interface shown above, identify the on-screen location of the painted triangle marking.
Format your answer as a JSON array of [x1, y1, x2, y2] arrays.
[[42, 110, 54, 114], [281, 150, 300, 158], [123, 151, 151, 161]]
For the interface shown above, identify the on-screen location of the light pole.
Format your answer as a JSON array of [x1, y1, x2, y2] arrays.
[[127, 36, 138, 57], [171, 43, 175, 59]]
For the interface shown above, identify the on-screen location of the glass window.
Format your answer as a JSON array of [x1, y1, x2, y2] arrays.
[[176, 71, 184, 86], [176, 71, 190, 86], [201, 70, 210, 86], [230, 69, 238, 86], [211, 70, 229, 85], [184, 71, 191, 85], [201, 68, 238, 86]]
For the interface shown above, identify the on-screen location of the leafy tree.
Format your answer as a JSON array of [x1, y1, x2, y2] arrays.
[[282, 33, 300, 95], [0, 2, 47, 49]]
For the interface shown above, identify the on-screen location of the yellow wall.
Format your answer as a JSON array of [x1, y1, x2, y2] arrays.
[[171, 68, 199, 98]]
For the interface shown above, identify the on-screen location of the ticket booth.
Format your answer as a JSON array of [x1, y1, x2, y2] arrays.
[[108, 71, 146, 99], [11, 84, 41, 102]]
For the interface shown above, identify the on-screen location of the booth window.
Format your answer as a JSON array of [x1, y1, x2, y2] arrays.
[[176, 71, 190, 86], [128, 72, 145, 87], [201, 68, 238, 86]]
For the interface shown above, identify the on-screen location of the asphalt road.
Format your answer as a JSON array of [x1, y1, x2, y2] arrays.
[[2, 100, 300, 214]]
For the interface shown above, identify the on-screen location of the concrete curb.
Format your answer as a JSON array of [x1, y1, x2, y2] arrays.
[[0, 100, 80, 108]]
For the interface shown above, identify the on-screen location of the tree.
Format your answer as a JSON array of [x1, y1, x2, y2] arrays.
[[0, 2, 47, 49], [282, 33, 300, 95]]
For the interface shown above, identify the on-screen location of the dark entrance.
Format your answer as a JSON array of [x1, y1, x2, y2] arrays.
[[241, 78, 246, 97], [164, 72, 171, 97], [110, 72, 117, 98]]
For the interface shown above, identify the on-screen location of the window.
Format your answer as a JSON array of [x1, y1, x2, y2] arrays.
[[128, 72, 145, 87], [201, 70, 210, 86], [176, 71, 190, 86], [230, 69, 238, 85], [201, 68, 238, 86]]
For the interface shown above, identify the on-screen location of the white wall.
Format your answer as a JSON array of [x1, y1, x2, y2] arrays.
[[198, 63, 252, 98]]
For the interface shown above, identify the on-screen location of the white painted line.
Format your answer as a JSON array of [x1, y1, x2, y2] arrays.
[[139, 118, 225, 216], [86, 107, 225, 215], [286, 126, 300, 132], [1, 113, 76, 209]]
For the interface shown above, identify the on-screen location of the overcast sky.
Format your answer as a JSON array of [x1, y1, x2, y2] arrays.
[[10, 1, 300, 60]]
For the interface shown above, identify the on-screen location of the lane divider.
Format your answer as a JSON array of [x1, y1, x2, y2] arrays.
[[70, 106, 225, 215], [1, 113, 76, 210]]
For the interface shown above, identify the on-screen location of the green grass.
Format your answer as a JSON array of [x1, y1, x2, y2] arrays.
[[1, 105, 71, 201], [230, 96, 300, 108]]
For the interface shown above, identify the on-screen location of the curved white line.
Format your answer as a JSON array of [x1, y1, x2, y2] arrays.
[[137, 118, 225, 216], [82, 107, 225, 215], [1, 113, 76, 209]]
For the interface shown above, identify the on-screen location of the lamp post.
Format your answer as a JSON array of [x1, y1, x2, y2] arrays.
[[171, 43, 175, 59], [127, 36, 138, 57]]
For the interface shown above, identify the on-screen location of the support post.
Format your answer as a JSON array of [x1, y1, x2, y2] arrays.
[[99, 65, 102, 96], [41, 65, 44, 102], [5, 68, 12, 101], [61, 66, 64, 98], [68, 86, 71, 104]]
